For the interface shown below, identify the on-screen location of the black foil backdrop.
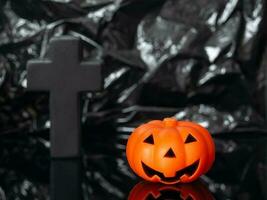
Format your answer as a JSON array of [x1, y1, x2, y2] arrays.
[[0, 0, 267, 199]]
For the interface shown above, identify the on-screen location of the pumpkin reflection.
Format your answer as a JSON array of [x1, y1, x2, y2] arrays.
[[128, 180, 214, 200]]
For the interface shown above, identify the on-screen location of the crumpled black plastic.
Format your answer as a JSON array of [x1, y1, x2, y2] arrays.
[[0, 0, 266, 199]]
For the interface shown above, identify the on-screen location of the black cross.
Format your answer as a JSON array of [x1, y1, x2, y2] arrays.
[[27, 36, 102, 158]]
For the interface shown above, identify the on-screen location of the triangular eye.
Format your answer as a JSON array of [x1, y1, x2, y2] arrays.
[[144, 134, 154, 144], [185, 134, 197, 143]]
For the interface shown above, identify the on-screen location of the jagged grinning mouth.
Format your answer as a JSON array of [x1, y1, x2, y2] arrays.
[[141, 160, 199, 182]]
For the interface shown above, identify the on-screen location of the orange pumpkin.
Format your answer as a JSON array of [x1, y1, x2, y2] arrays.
[[126, 118, 215, 184], [128, 180, 214, 200]]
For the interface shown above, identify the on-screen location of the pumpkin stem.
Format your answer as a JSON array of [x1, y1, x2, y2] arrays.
[[163, 118, 177, 127]]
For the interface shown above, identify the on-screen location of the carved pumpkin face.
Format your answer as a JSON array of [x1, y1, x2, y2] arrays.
[[128, 181, 214, 200], [126, 118, 215, 184]]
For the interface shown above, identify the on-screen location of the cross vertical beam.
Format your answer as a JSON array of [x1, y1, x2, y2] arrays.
[[27, 36, 102, 158]]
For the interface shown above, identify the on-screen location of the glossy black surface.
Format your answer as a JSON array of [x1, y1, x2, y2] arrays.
[[0, 132, 267, 200]]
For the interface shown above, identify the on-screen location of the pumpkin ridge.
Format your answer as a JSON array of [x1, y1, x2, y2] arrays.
[[176, 122, 215, 171]]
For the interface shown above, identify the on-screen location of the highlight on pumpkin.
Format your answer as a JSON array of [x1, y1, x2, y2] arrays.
[[126, 118, 215, 184]]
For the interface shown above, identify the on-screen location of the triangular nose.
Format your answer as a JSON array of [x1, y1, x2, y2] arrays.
[[164, 148, 176, 158]]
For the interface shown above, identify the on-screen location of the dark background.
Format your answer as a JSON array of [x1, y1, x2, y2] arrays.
[[0, 0, 266, 199]]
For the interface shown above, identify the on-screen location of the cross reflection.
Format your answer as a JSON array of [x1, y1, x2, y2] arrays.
[[51, 159, 82, 200]]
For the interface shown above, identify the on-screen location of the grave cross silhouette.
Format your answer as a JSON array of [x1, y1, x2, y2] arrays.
[[27, 36, 102, 158]]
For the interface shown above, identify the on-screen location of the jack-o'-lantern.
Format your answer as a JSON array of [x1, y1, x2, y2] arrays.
[[128, 180, 214, 200], [126, 118, 215, 184]]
